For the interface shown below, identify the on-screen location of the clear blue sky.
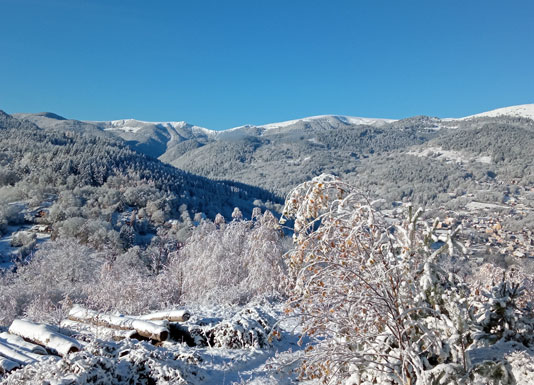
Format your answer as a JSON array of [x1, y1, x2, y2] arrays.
[[1, 0, 533, 129]]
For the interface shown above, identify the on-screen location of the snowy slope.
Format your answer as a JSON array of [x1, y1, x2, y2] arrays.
[[93, 119, 217, 137], [229, 114, 395, 132], [460, 104, 534, 120], [86, 119, 217, 159]]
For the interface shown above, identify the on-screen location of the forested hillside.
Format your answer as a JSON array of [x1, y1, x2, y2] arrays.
[[350, 116, 534, 206], [0, 111, 280, 253], [171, 115, 534, 212], [171, 116, 439, 196]]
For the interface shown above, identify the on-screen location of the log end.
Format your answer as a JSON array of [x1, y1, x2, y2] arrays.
[[159, 330, 169, 342], [67, 345, 80, 355]]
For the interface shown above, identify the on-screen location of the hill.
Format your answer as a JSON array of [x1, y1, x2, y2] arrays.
[[0, 110, 280, 254]]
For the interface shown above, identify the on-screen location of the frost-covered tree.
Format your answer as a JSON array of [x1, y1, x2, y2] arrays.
[[169, 210, 287, 305], [232, 207, 243, 221], [281, 174, 470, 385], [0, 239, 106, 325]]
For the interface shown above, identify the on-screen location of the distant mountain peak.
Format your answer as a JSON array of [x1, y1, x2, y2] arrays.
[[229, 114, 396, 132], [35, 112, 67, 120], [91, 118, 216, 136], [461, 104, 534, 120]]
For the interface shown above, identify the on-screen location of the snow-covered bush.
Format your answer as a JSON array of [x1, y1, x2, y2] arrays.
[[0, 204, 25, 226], [54, 217, 121, 249], [87, 257, 175, 315], [205, 306, 278, 349], [168, 209, 287, 305], [0, 239, 106, 325], [10, 230, 37, 258], [10, 231, 35, 247], [281, 174, 470, 385], [468, 263, 534, 308], [473, 280, 534, 348]]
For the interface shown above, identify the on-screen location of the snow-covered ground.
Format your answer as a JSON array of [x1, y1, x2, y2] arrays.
[[0, 301, 309, 385], [0, 225, 50, 270], [407, 146, 493, 165], [4, 298, 534, 385]]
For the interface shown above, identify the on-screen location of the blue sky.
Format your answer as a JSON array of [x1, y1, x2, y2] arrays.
[[1, 0, 533, 129]]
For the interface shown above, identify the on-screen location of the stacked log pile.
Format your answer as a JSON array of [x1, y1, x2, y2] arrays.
[[0, 320, 74, 373], [0, 306, 192, 374]]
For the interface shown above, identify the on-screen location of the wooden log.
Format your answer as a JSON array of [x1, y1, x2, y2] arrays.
[[68, 306, 168, 342], [140, 319, 170, 328], [167, 323, 197, 347], [60, 319, 147, 342], [0, 342, 38, 365], [138, 309, 191, 322], [0, 356, 20, 374], [8, 320, 82, 357], [0, 332, 48, 355]]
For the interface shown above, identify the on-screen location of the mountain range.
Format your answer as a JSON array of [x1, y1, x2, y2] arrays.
[[11, 104, 534, 205]]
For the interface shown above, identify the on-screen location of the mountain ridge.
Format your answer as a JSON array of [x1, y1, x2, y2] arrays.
[[461, 104, 534, 120], [11, 104, 534, 200], [13, 103, 534, 135]]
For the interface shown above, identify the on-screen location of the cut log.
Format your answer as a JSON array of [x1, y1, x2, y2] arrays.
[[138, 309, 191, 322], [0, 342, 38, 365], [68, 305, 169, 342], [60, 319, 146, 342], [0, 332, 48, 355], [0, 356, 20, 374], [8, 319, 82, 357], [139, 319, 170, 328], [167, 323, 197, 347]]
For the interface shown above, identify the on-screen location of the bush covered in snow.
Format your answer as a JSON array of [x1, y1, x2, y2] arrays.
[[0, 239, 106, 326], [167, 209, 287, 305], [193, 305, 278, 349], [280, 174, 534, 385], [0, 208, 287, 326]]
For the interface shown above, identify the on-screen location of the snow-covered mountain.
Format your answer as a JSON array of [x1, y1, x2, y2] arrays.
[[93, 118, 216, 137], [259, 114, 396, 129], [461, 104, 534, 120], [13, 113, 217, 159], [92, 114, 395, 145], [88, 119, 217, 159], [216, 115, 394, 141], [13, 104, 534, 197], [228, 114, 394, 132]]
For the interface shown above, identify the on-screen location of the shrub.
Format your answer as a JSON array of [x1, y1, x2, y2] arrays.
[[169, 209, 287, 305], [281, 174, 470, 384]]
